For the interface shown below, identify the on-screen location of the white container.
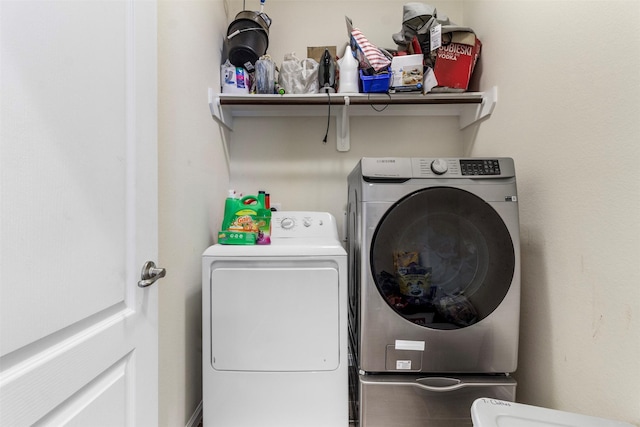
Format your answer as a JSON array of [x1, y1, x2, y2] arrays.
[[221, 60, 250, 94], [471, 398, 635, 427], [338, 49, 359, 93]]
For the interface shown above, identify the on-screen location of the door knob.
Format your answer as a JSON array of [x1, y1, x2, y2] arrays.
[[138, 261, 166, 288]]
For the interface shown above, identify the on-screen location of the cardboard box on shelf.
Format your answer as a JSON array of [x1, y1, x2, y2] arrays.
[[390, 54, 423, 92], [307, 46, 336, 63], [433, 32, 481, 92]]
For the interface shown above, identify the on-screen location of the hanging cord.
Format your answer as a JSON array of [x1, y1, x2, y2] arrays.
[[322, 91, 331, 143], [368, 91, 391, 112]]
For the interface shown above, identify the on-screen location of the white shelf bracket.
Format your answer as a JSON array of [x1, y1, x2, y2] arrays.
[[459, 86, 498, 129], [208, 88, 233, 131], [208, 88, 497, 149], [336, 96, 350, 152]]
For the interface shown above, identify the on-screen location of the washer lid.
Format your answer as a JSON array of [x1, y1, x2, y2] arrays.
[[471, 399, 634, 427], [204, 211, 346, 257], [203, 239, 346, 257]]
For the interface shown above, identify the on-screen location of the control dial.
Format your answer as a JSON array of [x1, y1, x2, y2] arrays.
[[431, 158, 448, 175], [280, 217, 295, 230]]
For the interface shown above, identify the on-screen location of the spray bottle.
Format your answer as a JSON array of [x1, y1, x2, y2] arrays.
[[338, 45, 359, 93]]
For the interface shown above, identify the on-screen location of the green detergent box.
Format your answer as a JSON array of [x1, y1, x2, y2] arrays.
[[218, 191, 271, 245], [217, 230, 258, 245]]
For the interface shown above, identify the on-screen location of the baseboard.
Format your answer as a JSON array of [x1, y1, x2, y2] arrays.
[[186, 401, 203, 427]]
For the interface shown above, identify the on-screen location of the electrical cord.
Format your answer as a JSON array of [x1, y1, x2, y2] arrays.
[[322, 90, 390, 142], [369, 91, 391, 112], [322, 91, 331, 143]]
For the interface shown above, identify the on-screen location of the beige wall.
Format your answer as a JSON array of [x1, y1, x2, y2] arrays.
[[160, 0, 640, 424], [464, 1, 640, 423], [158, 0, 229, 425]]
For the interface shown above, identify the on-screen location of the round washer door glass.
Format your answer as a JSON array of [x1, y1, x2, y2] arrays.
[[370, 187, 515, 330]]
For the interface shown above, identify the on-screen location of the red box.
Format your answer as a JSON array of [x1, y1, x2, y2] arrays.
[[433, 32, 481, 91]]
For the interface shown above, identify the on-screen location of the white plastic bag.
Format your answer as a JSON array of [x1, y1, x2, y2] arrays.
[[255, 55, 276, 94], [278, 53, 319, 94]]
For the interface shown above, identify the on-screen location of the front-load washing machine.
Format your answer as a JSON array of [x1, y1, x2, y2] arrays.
[[202, 211, 348, 427], [347, 157, 521, 375]]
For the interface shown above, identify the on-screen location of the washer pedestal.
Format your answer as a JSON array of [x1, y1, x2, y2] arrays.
[[356, 373, 516, 427]]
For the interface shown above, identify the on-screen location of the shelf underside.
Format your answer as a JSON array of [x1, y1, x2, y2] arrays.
[[209, 87, 497, 152]]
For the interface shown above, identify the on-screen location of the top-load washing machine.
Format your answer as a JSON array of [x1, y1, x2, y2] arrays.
[[202, 211, 348, 427], [347, 157, 521, 375]]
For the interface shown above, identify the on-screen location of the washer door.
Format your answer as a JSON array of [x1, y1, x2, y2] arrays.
[[370, 187, 515, 330]]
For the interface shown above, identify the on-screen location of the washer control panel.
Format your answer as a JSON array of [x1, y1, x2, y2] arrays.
[[360, 157, 516, 179], [412, 158, 512, 178], [430, 158, 449, 175], [279, 217, 296, 230], [271, 211, 338, 239], [459, 159, 501, 176]]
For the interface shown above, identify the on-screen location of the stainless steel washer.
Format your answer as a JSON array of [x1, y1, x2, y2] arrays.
[[347, 157, 521, 375]]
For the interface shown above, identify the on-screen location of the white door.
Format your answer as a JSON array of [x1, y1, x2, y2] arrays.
[[0, 0, 158, 425]]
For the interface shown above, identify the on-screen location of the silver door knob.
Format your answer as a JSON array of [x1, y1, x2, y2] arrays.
[[138, 261, 166, 288]]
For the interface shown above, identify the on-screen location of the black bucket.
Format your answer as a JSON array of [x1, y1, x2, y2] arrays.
[[226, 11, 271, 71]]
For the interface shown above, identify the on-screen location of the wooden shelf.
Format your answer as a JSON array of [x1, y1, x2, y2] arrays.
[[208, 86, 497, 152]]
